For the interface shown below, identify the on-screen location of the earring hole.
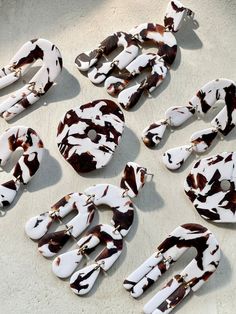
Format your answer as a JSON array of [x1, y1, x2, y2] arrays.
[[220, 179, 231, 192], [88, 129, 97, 141]]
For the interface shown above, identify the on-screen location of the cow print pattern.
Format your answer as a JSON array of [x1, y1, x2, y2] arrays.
[[0, 126, 44, 207], [142, 78, 236, 170], [185, 152, 236, 223], [25, 162, 150, 295], [124, 223, 220, 313], [120, 162, 148, 198], [56, 99, 125, 173], [75, 0, 192, 110], [0, 38, 62, 120]]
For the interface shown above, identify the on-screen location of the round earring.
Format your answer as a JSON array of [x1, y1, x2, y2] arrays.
[[56, 99, 125, 173], [185, 151, 236, 223]]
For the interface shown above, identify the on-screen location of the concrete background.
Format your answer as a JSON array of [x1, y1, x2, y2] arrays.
[[0, 0, 235, 313]]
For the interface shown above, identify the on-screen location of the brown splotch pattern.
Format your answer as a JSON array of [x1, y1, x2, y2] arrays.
[[75, 0, 191, 110], [0, 39, 62, 120], [26, 162, 150, 295], [124, 224, 220, 314], [0, 126, 44, 207], [56, 99, 125, 173], [185, 152, 236, 222], [120, 162, 148, 197]]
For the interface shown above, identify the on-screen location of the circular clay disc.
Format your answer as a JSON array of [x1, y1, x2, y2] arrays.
[[56, 99, 125, 173], [184, 152, 236, 223]]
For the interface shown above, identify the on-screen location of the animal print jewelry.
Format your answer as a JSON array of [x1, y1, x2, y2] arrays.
[[75, 0, 194, 110], [0, 126, 44, 207], [124, 223, 220, 314], [185, 152, 236, 223], [56, 99, 125, 173], [0, 38, 62, 120], [142, 78, 236, 170], [25, 162, 152, 295]]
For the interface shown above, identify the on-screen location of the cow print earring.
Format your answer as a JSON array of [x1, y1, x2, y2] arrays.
[[0, 126, 44, 207], [124, 223, 220, 314], [25, 162, 153, 295], [56, 99, 125, 173], [185, 151, 236, 223], [142, 78, 236, 170], [0, 38, 62, 120], [75, 0, 194, 110]]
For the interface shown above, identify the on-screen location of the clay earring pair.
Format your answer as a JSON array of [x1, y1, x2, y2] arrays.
[[75, 0, 194, 110], [124, 223, 220, 313], [25, 162, 153, 295], [0, 126, 44, 207], [0, 39, 62, 120], [56, 99, 125, 173], [142, 78, 236, 170]]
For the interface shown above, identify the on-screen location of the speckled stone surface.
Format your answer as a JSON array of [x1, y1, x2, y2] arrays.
[[0, 0, 235, 313]]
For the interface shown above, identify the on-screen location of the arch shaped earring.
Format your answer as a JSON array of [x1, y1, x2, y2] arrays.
[[0, 38, 62, 120], [124, 223, 220, 313], [0, 126, 44, 207], [185, 151, 236, 223], [142, 78, 236, 170], [75, 0, 194, 110], [25, 162, 153, 295]]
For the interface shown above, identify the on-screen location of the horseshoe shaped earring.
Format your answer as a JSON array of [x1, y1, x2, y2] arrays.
[[56, 99, 125, 173], [185, 151, 236, 223], [0, 126, 44, 207], [75, 0, 194, 110], [142, 78, 236, 170], [25, 162, 153, 295], [0, 38, 62, 120], [124, 223, 220, 314]]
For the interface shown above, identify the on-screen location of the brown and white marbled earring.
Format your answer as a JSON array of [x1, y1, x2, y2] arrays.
[[124, 223, 220, 314], [0, 126, 44, 208], [0, 39, 62, 120], [75, 0, 194, 110], [142, 78, 236, 170], [25, 162, 153, 295], [185, 151, 236, 223], [56, 99, 125, 173]]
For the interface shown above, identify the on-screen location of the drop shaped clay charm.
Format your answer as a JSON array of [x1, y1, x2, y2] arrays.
[[163, 145, 193, 170], [142, 120, 167, 148]]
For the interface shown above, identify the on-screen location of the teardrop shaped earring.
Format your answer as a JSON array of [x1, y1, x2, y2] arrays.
[[142, 78, 236, 170]]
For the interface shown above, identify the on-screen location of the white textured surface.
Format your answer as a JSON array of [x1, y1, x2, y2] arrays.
[[0, 0, 235, 313]]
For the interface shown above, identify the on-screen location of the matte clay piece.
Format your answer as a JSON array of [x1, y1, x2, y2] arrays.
[[185, 152, 236, 223], [0, 39, 62, 120], [0, 126, 44, 207], [142, 78, 236, 170], [25, 162, 152, 295], [56, 99, 125, 173], [75, 0, 194, 110], [124, 223, 220, 314]]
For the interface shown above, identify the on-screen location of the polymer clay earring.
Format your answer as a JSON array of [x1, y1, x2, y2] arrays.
[[0, 126, 44, 207], [0, 39, 62, 120], [56, 99, 125, 173], [75, 0, 194, 110], [185, 152, 236, 223], [124, 223, 220, 314], [25, 162, 152, 295], [142, 78, 236, 170]]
